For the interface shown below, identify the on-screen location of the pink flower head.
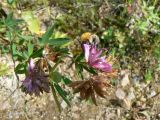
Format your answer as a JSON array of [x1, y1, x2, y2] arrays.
[[22, 59, 50, 96], [83, 44, 112, 72]]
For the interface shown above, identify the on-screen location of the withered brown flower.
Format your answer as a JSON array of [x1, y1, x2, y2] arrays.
[[69, 71, 117, 105], [43, 45, 59, 65]]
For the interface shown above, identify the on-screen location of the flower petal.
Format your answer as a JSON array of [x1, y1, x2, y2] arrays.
[[89, 50, 102, 63], [29, 58, 35, 71], [91, 58, 112, 72], [83, 44, 90, 62]]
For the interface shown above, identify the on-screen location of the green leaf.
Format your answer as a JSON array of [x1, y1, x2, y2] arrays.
[[21, 11, 40, 34], [5, 13, 22, 29], [15, 63, 26, 74], [15, 52, 25, 61], [62, 76, 72, 85], [7, 0, 14, 4], [18, 34, 33, 41], [5, 13, 13, 26], [40, 25, 54, 45], [54, 83, 70, 106], [48, 38, 70, 47], [23, 51, 29, 59], [52, 31, 67, 38], [12, 43, 17, 56], [30, 48, 43, 58], [74, 53, 84, 61], [50, 71, 62, 83], [11, 44, 26, 60], [28, 42, 33, 56], [75, 63, 83, 79], [80, 63, 97, 75]]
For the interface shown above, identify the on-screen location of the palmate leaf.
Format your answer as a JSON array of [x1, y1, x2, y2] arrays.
[[30, 48, 43, 58], [40, 25, 54, 45], [5, 13, 23, 29]]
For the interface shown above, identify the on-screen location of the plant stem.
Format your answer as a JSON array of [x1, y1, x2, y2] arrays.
[[51, 85, 61, 112], [154, 0, 157, 7], [10, 41, 20, 88]]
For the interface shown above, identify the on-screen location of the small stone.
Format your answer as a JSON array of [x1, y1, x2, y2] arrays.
[[116, 88, 126, 100], [127, 91, 135, 100], [72, 106, 79, 112], [148, 90, 156, 98], [121, 70, 130, 87], [61, 100, 67, 109], [72, 113, 80, 119], [140, 97, 146, 102]]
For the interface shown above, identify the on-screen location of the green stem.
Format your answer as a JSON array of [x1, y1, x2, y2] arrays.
[[10, 39, 20, 88], [153, 0, 157, 7], [51, 85, 61, 112]]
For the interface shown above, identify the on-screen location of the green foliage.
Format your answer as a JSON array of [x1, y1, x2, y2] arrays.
[[50, 71, 62, 83], [54, 83, 71, 106], [40, 25, 54, 45], [48, 38, 70, 47], [50, 71, 71, 106]]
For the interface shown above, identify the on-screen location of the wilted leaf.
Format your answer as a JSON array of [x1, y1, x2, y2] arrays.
[[52, 31, 67, 38], [0, 63, 11, 76], [22, 11, 40, 34]]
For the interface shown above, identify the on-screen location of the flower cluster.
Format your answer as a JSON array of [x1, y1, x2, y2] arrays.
[[68, 37, 117, 104], [83, 43, 112, 72], [22, 59, 50, 96]]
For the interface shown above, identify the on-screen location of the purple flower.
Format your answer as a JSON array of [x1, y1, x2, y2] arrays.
[[22, 59, 50, 96], [83, 44, 112, 72]]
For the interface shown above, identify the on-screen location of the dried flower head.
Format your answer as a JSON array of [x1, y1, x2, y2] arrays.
[[69, 74, 114, 105], [43, 45, 59, 66], [22, 59, 50, 96]]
